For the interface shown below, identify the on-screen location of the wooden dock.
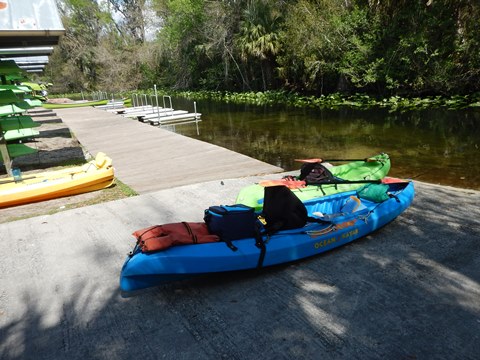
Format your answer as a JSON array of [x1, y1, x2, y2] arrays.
[[55, 106, 282, 194]]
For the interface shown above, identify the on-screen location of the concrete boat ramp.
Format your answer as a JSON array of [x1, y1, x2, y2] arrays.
[[0, 107, 479, 359]]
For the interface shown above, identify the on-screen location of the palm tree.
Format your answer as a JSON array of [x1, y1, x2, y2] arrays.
[[236, 0, 283, 91]]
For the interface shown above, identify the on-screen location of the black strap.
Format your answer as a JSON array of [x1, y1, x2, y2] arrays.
[[254, 222, 266, 268], [182, 222, 198, 244], [128, 243, 142, 257], [135, 225, 163, 243], [388, 193, 400, 202], [224, 238, 238, 252], [255, 217, 329, 268], [318, 185, 326, 195]]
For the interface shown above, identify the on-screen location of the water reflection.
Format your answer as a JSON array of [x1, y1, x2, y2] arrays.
[[171, 98, 480, 190]]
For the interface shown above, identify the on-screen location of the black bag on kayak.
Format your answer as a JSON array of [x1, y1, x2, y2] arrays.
[[299, 162, 337, 185], [261, 185, 308, 233]]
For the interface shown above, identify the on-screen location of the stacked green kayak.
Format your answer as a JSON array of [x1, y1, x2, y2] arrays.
[[236, 153, 391, 210], [4, 128, 40, 141], [0, 90, 39, 165]]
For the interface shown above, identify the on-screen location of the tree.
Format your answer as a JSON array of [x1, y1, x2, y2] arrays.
[[195, 1, 248, 90], [48, 0, 111, 91], [46, 0, 480, 95], [277, 0, 352, 94], [47, 0, 161, 92], [151, 0, 207, 88], [366, 0, 480, 95], [106, 0, 147, 43]]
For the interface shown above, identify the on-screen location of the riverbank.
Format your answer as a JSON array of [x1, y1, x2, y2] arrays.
[[54, 90, 480, 112]]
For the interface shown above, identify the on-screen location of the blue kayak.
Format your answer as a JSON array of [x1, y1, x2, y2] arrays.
[[120, 181, 414, 291]]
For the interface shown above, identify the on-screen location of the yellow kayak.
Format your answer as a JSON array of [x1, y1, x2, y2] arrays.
[[0, 152, 115, 208]]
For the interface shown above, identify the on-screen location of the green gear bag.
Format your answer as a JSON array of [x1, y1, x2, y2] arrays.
[[357, 183, 391, 203]]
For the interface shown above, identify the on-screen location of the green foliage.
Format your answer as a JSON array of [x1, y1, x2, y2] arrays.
[[48, 0, 480, 98], [168, 89, 480, 112], [277, 0, 346, 93]]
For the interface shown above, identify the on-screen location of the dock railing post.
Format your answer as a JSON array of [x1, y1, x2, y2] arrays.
[[0, 131, 13, 175], [163, 95, 173, 115], [194, 101, 200, 135], [154, 85, 160, 121]]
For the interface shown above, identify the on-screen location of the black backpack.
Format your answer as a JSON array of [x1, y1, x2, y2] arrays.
[[299, 162, 337, 185]]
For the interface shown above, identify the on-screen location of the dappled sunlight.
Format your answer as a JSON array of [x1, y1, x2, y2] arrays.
[[289, 271, 347, 338], [295, 293, 347, 336], [406, 252, 480, 312], [361, 252, 393, 268], [276, 182, 480, 358], [298, 279, 337, 294]]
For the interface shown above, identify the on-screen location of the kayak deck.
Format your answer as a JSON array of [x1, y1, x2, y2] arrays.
[[0, 152, 114, 208]]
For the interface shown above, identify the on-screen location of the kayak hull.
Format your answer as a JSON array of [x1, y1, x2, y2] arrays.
[[120, 181, 414, 291], [41, 99, 109, 109], [236, 153, 391, 210]]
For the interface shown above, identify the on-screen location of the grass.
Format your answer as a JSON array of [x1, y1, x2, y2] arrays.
[[64, 178, 139, 207]]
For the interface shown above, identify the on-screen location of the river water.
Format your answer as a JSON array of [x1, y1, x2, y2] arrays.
[[169, 98, 480, 190]]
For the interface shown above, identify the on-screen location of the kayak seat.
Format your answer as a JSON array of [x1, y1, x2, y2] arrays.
[[81, 152, 113, 172], [94, 152, 113, 169], [309, 194, 367, 223]]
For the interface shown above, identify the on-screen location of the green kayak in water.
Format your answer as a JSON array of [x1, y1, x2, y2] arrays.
[[236, 153, 391, 210]]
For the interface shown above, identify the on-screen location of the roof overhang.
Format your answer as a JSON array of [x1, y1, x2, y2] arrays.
[[0, 31, 64, 47]]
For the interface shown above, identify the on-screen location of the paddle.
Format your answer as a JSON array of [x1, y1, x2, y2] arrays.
[[260, 178, 380, 188], [294, 157, 380, 163], [259, 177, 409, 189], [0, 175, 36, 185]]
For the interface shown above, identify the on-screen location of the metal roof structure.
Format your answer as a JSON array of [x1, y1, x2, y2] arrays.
[[0, 0, 64, 68], [0, 0, 65, 46]]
